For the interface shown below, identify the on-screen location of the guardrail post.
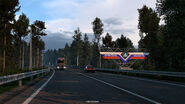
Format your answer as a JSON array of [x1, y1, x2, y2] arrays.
[[37, 74, 40, 78], [19, 79, 22, 87], [42, 72, 44, 77], [43, 71, 46, 76], [30, 76, 33, 81]]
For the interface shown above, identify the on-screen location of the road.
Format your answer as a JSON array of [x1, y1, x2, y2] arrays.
[[5, 69, 185, 104]]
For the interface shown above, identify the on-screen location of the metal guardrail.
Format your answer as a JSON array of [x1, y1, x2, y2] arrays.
[[0, 69, 50, 86], [96, 68, 185, 78]]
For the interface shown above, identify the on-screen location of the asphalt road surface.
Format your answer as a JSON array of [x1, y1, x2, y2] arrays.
[[5, 69, 185, 104]]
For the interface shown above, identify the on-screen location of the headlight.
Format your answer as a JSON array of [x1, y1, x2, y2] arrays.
[[63, 66, 66, 69], [57, 66, 60, 69]]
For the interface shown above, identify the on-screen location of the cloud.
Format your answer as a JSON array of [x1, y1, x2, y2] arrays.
[[104, 17, 123, 26], [41, 0, 156, 48], [42, 32, 73, 50], [15, 15, 20, 20], [42, 31, 95, 50], [46, 18, 76, 33]]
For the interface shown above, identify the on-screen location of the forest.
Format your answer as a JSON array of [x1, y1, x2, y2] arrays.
[[0, 0, 47, 75], [1, 0, 185, 74], [44, 0, 185, 72]]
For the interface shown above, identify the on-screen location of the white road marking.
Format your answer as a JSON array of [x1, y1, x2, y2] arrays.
[[80, 73, 161, 104], [99, 72, 185, 88], [85, 100, 99, 103], [22, 70, 55, 104], [123, 75, 185, 88]]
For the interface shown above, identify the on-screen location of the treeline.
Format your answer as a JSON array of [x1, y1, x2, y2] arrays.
[[135, 0, 185, 71], [44, 0, 185, 72], [44, 18, 134, 68], [0, 0, 47, 74]]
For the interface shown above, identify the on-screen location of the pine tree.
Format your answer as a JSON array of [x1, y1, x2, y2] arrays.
[[92, 17, 104, 67], [14, 13, 29, 69], [116, 35, 134, 49], [0, 0, 20, 72], [138, 5, 160, 69], [157, 0, 185, 71], [82, 33, 91, 65], [72, 28, 83, 66], [31, 20, 47, 68], [92, 17, 104, 44], [102, 33, 114, 47]]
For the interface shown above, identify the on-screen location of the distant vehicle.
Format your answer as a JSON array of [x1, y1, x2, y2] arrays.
[[57, 57, 66, 70], [84, 65, 95, 73]]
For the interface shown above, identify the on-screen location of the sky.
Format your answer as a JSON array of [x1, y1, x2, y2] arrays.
[[18, 0, 157, 50]]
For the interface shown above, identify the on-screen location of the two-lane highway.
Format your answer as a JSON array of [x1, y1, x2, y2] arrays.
[[5, 69, 185, 104], [28, 70, 151, 104]]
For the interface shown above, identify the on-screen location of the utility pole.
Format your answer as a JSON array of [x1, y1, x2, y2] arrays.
[[29, 27, 32, 71], [3, 24, 7, 73]]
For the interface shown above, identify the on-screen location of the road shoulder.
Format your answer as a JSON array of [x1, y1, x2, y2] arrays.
[[2, 70, 53, 104]]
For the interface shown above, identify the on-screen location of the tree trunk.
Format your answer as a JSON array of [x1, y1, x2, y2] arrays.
[[3, 24, 7, 73], [37, 48, 39, 68], [33, 56, 35, 68], [22, 42, 25, 70], [19, 47, 22, 69], [100, 54, 101, 68], [29, 28, 32, 70], [40, 54, 42, 67], [77, 54, 79, 66]]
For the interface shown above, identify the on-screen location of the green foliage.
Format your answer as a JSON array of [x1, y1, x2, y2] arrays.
[[102, 33, 114, 47], [31, 20, 46, 48], [13, 13, 30, 68], [82, 34, 92, 65], [102, 33, 134, 49], [14, 13, 29, 38], [91, 17, 104, 67], [156, 0, 185, 71], [64, 43, 70, 64], [0, 1, 46, 73], [138, 5, 162, 70], [31, 20, 46, 68], [92, 17, 104, 44], [72, 28, 83, 65], [0, 0, 20, 72], [31, 20, 46, 36], [137, 1, 185, 71], [91, 42, 99, 67], [138, 5, 160, 49], [138, 5, 160, 34], [116, 35, 134, 48], [0, 0, 20, 24]]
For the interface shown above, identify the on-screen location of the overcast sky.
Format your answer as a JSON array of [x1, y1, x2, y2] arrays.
[[18, 0, 157, 50]]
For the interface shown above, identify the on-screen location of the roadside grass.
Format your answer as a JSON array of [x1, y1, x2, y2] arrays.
[[97, 70, 185, 83], [0, 81, 18, 94]]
